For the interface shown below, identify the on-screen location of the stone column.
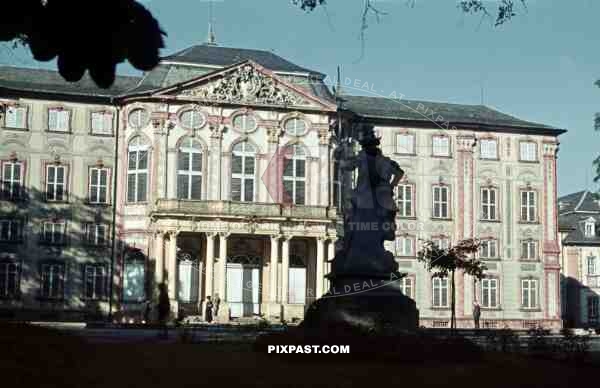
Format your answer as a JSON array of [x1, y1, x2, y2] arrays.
[[281, 236, 291, 305], [202, 232, 216, 320], [326, 238, 336, 292], [167, 231, 179, 316], [316, 237, 325, 298], [270, 235, 280, 303], [154, 231, 165, 286], [217, 232, 230, 321]]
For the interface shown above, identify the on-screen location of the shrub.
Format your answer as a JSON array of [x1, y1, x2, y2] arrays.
[[526, 326, 552, 357]]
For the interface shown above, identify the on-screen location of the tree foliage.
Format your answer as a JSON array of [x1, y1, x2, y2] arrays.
[[0, 0, 165, 88]]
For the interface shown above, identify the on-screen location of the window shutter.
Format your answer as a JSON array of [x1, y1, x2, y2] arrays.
[[296, 181, 305, 205], [59, 111, 69, 131], [244, 178, 254, 202], [231, 178, 241, 201]]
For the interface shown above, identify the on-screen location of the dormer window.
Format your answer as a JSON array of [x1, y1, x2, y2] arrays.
[[585, 220, 596, 238]]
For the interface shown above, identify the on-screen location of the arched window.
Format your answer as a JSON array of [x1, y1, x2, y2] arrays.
[[123, 250, 145, 302], [284, 117, 307, 136], [128, 108, 149, 129], [127, 137, 149, 203], [283, 145, 306, 205], [179, 109, 205, 130], [177, 138, 203, 200], [232, 113, 257, 133], [231, 142, 256, 202]]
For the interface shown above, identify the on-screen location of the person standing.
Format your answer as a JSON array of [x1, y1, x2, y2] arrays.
[[213, 293, 221, 318], [473, 300, 481, 329], [205, 296, 214, 323]]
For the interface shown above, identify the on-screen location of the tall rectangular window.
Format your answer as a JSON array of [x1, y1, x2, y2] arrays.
[[231, 142, 256, 202], [481, 187, 498, 221], [48, 108, 70, 132], [480, 139, 498, 159], [4, 106, 27, 129], [479, 239, 498, 259], [432, 185, 450, 219], [396, 134, 415, 154], [0, 219, 22, 242], [0, 261, 19, 298], [46, 164, 67, 201], [588, 296, 599, 320], [90, 112, 113, 135], [41, 221, 66, 245], [84, 265, 106, 299], [127, 139, 148, 203], [520, 190, 537, 222], [41, 263, 65, 299], [519, 141, 537, 162], [397, 184, 413, 217], [85, 224, 107, 246], [588, 256, 597, 276], [521, 239, 538, 260], [521, 278, 538, 309], [2, 161, 23, 199], [481, 278, 499, 308], [432, 277, 449, 308], [400, 277, 414, 299], [395, 236, 414, 257], [89, 167, 109, 204], [283, 147, 306, 205], [432, 135, 450, 157], [332, 159, 342, 209]]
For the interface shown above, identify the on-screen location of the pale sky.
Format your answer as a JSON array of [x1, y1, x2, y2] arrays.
[[2, 0, 599, 196]]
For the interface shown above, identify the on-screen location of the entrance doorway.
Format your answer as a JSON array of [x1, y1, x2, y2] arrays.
[[226, 254, 261, 318]]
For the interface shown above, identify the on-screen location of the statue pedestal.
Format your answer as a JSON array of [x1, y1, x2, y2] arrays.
[[301, 272, 419, 333]]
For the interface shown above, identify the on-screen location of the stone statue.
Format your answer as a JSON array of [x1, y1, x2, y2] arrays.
[[302, 124, 419, 333]]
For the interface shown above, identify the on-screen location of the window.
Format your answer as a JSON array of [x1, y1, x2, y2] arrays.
[[479, 239, 498, 259], [4, 105, 27, 129], [521, 239, 538, 260], [520, 141, 537, 162], [480, 139, 498, 159], [585, 221, 596, 238], [396, 134, 415, 154], [588, 256, 597, 276], [588, 296, 599, 320], [48, 108, 70, 132], [88, 167, 109, 204], [123, 251, 145, 302], [400, 276, 414, 299], [432, 237, 450, 250], [45, 164, 67, 201], [481, 278, 499, 308], [127, 137, 149, 203], [231, 142, 256, 202], [41, 221, 66, 245], [481, 187, 498, 221], [41, 263, 65, 299], [284, 118, 307, 136], [84, 264, 106, 300], [179, 109, 205, 129], [177, 138, 203, 200], [520, 190, 537, 222], [128, 108, 149, 129], [432, 276, 449, 308], [90, 111, 113, 135], [332, 158, 342, 209], [2, 161, 23, 199], [432, 185, 450, 219], [177, 254, 199, 303], [85, 224, 107, 246], [432, 135, 450, 157], [395, 236, 414, 257], [0, 261, 19, 298], [397, 184, 414, 217], [283, 145, 306, 205], [521, 278, 538, 309], [0, 219, 22, 242], [232, 113, 257, 133]]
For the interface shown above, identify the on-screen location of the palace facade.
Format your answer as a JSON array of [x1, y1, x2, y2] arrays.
[[0, 44, 566, 329]]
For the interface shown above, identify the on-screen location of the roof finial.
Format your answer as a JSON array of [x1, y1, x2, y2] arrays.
[[206, 0, 217, 46]]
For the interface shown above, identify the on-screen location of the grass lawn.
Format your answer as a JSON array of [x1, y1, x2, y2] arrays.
[[0, 324, 593, 387]]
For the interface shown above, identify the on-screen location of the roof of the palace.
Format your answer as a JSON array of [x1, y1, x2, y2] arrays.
[[0, 65, 141, 98], [559, 190, 600, 245], [161, 45, 324, 76], [340, 95, 566, 135]]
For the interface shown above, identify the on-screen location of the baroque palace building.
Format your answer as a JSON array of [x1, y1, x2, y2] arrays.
[[0, 43, 566, 329]]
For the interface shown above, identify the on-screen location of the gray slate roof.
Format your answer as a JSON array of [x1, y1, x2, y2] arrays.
[[340, 95, 566, 134], [162, 45, 324, 76], [559, 190, 600, 245], [0, 65, 142, 98]]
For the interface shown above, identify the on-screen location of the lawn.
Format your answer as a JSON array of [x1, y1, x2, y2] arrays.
[[0, 324, 593, 387]]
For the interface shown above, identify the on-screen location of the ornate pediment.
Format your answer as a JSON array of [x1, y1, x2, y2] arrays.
[[177, 64, 314, 108]]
